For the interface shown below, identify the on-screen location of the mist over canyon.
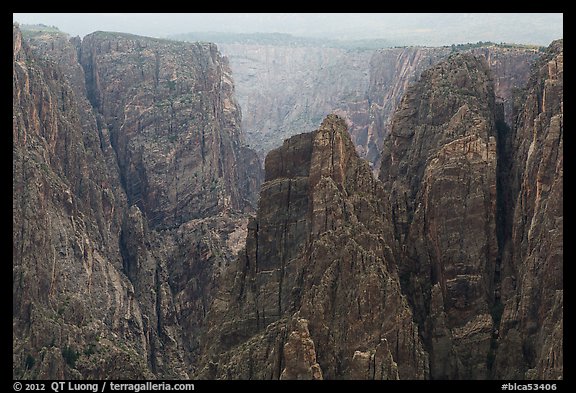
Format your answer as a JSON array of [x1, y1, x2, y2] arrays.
[[13, 14, 562, 381]]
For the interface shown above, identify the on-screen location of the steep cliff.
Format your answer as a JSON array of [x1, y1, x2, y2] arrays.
[[217, 43, 373, 161], [347, 46, 538, 172], [493, 40, 563, 380], [346, 47, 451, 170], [13, 25, 160, 379], [216, 43, 538, 172], [13, 26, 261, 380], [378, 43, 562, 379], [379, 53, 502, 379], [196, 115, 429, 379], [80, 32, 261, 230]]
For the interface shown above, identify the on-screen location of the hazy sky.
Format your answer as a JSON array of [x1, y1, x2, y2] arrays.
[[12, 13, 563, 46]]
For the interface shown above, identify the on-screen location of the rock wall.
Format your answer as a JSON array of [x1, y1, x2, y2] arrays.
[[379, 53, 501, 379], [377, 42, 562, 379], [13, 25, 158, 379], [80, 32, 261, 230], [218, 43, 373, 162], [493, 40, 563, 380], [13, 26, 261, 380], [196, 115, 429, 379], [13, 23, 561, 380], [218, 43, 538, 173], [343, 47, 451, 170]]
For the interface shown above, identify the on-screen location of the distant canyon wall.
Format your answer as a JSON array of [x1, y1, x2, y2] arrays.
[[218, 43, 372, 162], [218, 43, 539, 172]]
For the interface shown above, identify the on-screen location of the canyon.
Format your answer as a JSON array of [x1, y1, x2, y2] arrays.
[[210, 38, 539, 173], [13, 24, 562, 380], [13, 25, 260, 379]]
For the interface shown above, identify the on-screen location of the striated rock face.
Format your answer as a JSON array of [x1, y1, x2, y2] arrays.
[[13, 25, 157, 379], [13, 26, 260, 380], [218, 44, 373, 162], [378, 42, 562, 380], [493, 40, 563, 380], [80, 32, 261, 229], [196, 115, 429, 379], [217, 43, 538, 172], [351, 46, 538, 172], [379, 53, 501, 379], [468, 47, 539, 127], [346, 47, 451, 170]]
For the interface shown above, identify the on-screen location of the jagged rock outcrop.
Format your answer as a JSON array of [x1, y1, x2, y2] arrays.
[[493, 40, 563, 380], [13, 26, 260, 380], [196, 115, 429, 379], [13, 25, 157, 379], [343, 47, 451, 170], [362, 47, 536, 169], [216, 43, 538, 172], [347, 46, 538, 172], [378, 43, 562, 380], [80, 32, 261, 229], [279, 318, 323, 380], [379, 53, 501, 379]]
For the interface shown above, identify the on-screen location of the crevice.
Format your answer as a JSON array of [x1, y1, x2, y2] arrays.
[[488, 106, 514, 375], [118, 225, 131, 280], [155, 267, 163, 339], [78, 38, 134, 209], [154, 50, 160, 91], [278, 179, 292, 317], [277, 327, 287, 379]]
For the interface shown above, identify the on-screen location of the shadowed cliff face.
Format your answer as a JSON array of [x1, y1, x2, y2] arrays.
[[493, 40, 563, 380], [378, 43, 562, 379], [379, 53, 500, 379], [196, 115, 429, 380], [467, 47, 539, 127], [13, 26, 261, 380], [13, 26, 158, 380], [351, 46, 538, 172], [80, 32, 261, 230]]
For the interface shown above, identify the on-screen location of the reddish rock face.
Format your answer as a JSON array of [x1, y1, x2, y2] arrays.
[[80, 32, 261, 229]]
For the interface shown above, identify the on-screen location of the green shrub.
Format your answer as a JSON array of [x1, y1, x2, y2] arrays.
[[84, 343, 97, 356], [62, 346, 79, 368], [25, 354, 35, 369]]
